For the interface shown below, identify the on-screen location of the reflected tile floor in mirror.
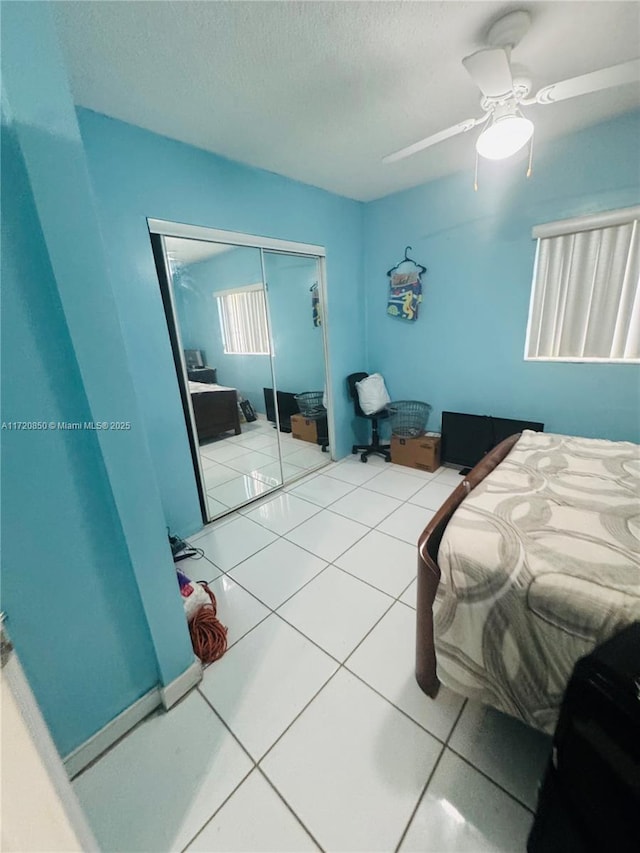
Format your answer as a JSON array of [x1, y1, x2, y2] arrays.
[[73, 455, 551, 852], [198, 414, 329, 519]]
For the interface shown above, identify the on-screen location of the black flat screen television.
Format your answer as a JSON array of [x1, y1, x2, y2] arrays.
[[263, 388, 300, 432], [441, 411, 544, 471]]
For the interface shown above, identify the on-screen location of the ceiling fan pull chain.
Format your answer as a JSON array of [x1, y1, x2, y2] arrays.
[[526, 133, 534, 179], [474, 148, 479, 192]]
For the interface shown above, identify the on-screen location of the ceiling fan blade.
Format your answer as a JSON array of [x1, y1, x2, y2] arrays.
[[462, 48, 514, 98], [383, 116, 487, 164], [531, 58, 640, 104]]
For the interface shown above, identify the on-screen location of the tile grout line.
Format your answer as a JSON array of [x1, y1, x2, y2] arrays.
[[180, 692, 257, 852], [252, 575, 443, 754], [301, 469, 442, 547], [200, 454, 332, 528], [195, 686, 258, 767], [201, 465, 357, 537], [445, 744, 537, 815], [243, 504, 325, 534], [210, 567, 340, 660], [188, 522, 282, 572], [200, 646, 354, 853], [195, 525, 371, 661], [179, 552, 223, 578], [206, 478, 436, 576], [197, 457, 450, 554], [255, 767, 326, 853], [414, 694, 538, 815], [255, 668, 342, 767], [204, 569, 347, 666], [342, 665, 449, 747], [208, 554, 397, 665], [275, 590, 397, 670], [228, 565, 410, 770], [216, 560, 408, 692], [265, 562, 334, 610], [283, 512, 380, 564], [218, 502, 374, 578], [442, 696, 541, 815], [339, 578, 418, 665], [218, 609, 273, 654], [330, 561, 412, 601], [393, 744, 447, 853], [445, 698, 468, 747], [317, 488, 411, 532]]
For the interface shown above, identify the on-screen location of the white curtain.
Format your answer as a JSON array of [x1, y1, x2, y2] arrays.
[[527, 218, 640, 361], [216, 286, 270, 355]]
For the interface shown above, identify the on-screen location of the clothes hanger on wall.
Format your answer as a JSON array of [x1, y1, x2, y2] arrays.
[[387, 246, 427, 277]]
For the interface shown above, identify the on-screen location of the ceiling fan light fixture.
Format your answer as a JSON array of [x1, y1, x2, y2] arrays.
[[476, 112, 534, 160]]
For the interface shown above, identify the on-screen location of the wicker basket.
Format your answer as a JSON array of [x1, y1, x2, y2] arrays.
[[386, 400, 432, 437], [294, 391, 326, 419]]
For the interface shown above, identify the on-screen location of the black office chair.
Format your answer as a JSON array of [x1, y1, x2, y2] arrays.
[[347, 372, 391, 463]]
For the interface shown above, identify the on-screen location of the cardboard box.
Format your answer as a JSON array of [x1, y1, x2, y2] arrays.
[[290, 413, 318, 443], [390, 433, 441, 472]]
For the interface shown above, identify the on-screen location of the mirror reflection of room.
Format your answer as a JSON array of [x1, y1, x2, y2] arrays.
[[165, 237, 330, 522], [262, 250, 329, 472], [167, 239, 280, 520]]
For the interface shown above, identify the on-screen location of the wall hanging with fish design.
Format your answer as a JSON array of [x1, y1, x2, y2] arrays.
[[386, 247, 426, 322], [310, 281, 322, 327]]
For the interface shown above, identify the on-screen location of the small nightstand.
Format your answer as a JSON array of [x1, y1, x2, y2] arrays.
[[187, 367, 218, 384]]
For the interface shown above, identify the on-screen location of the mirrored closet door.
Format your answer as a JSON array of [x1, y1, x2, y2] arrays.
[[262, 250, 330, 478], [150, 223, 332, 524]]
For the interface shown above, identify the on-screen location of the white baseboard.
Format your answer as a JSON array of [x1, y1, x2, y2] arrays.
[[64, 687, 161, 779], [160, 658, 202, 710], [64, 659, 202, 778]]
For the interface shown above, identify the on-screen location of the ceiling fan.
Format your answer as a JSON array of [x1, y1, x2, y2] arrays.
[[383, 10, 640, 166]]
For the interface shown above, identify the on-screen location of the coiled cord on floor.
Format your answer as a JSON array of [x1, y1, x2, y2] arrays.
[[189, 582, 228, 664]]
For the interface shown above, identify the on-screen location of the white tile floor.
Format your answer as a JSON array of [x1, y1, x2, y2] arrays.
[[198, 415, 329, 520], [74, 454, 552, 852]]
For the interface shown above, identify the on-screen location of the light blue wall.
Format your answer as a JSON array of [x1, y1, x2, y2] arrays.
[[77, 109, 366, 536], [0, 109, 160, 758], [1, 2, 195, 758], [263, 252, 326, 394], [364, 111, 640, 442]]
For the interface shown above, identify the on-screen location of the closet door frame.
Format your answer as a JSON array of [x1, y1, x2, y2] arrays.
[[148, 219, 334, 525], [149, 232, 212, 524]]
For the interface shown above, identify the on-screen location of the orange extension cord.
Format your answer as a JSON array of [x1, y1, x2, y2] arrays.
[[189, 582, 228, 664]]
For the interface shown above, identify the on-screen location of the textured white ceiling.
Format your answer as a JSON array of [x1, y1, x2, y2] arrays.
[[54, 1, 640, 202]]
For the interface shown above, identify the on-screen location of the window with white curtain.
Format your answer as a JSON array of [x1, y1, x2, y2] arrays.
[[525, 206, 640, 363], [216, 284, 270, 355]]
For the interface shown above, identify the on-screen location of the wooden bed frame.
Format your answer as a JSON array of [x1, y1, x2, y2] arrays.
[[415, 433, 521, 698], [191, 388, 241, 443]]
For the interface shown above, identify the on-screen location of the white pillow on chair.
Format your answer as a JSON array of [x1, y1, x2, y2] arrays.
[[355, 374, 391, 415]]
